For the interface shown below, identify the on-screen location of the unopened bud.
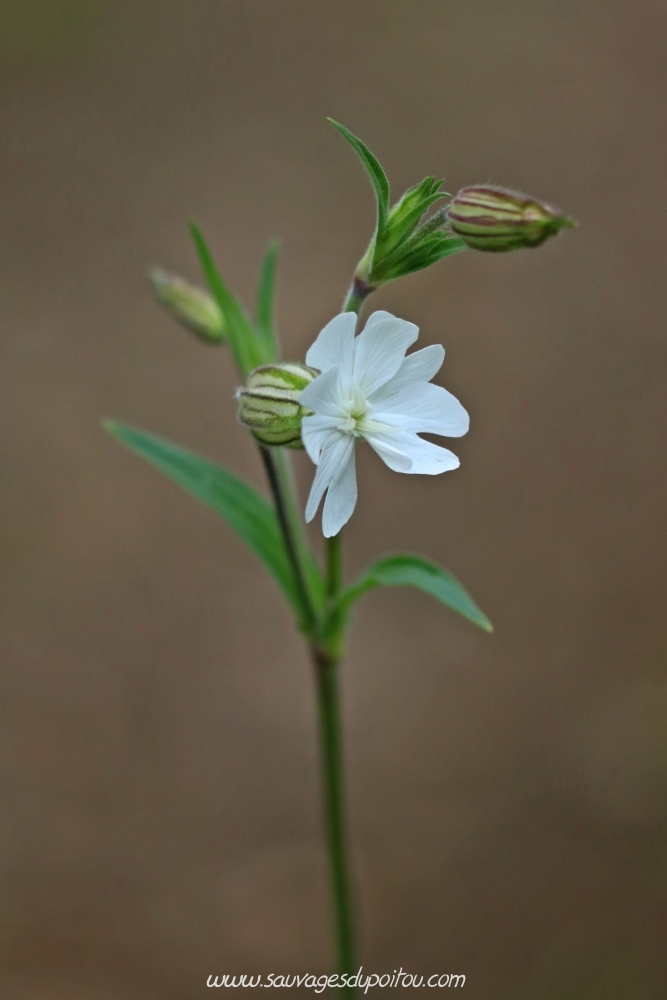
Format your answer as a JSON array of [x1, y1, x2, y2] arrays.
[[447, 186, 576, 252], [237, 362, 318, 448], [149, 267, 225, 343]]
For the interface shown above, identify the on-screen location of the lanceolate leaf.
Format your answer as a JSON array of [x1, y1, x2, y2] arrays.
[[103, 421, 322, 627], [331, 553, 493, 632], [328, 118, 390, 241], [189, 222, 267, 376], [255, 239, 280, 360]]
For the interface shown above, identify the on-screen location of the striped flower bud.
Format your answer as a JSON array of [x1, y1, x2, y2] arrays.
[[149, 267, 225, 343], [237, 362, 318, 448], [447, 186, 576, 252]]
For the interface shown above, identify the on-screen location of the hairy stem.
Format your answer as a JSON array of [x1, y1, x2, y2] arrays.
[[343, 275, 374, 315]]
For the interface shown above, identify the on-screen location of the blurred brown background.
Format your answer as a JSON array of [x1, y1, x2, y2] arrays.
[[1, 1, 667, 997]]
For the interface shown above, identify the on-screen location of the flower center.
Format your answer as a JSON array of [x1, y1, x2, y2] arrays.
[[342, 385, 369, 435]]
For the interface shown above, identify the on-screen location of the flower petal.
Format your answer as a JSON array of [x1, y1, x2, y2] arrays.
[[305, 312, 356, 389], [300, 365, 346, 417], [369, 430, 460, 474], [322, 441, 357, 537], [305, 431, 354, 523], [364, 433, 413, 473], [368, 344, 445, 402], [369, 382, 469, 437], [301, 413, 345, 464], [352, 311, 419, 397]]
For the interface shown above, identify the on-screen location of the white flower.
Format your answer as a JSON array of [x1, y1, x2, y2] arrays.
[[300, 310, 469, 537]]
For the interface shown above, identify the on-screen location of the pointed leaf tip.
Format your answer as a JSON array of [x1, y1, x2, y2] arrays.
[[327, 118, 390, 239], [189, 222, 269, 375], [333, 553, 493, 633], [255, 239, 280, 360]]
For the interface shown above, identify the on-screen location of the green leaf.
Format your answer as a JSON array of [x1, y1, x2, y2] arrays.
[[189, 222, 267, 376], [328, 118, 390, 241], [255, 239, 279, 360], [103, 421, 318, 625], [332, 553, 493, 632]]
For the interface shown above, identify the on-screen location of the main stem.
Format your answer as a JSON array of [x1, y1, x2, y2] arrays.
[[314, 638, 356, 984], [314, 531, 356, 986], [310, 283, 369, 984], [259, 284, 366, 987], [262, 456, 356, 982]]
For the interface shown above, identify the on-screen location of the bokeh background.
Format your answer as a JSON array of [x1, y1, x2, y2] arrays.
[[2, 1, 667, 997]]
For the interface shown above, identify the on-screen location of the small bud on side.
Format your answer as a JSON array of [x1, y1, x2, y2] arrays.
[[447, 186, 577, 252], [149, 267, 226, 343], [237, 362, 318, 448]]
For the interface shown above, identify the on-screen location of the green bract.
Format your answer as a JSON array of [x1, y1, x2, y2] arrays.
[[329, 119, 466, 302], [237, 362, 318, 448], [447, 185, 577, 252]]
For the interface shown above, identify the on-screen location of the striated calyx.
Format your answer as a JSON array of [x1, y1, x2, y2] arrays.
[[447, 186, 577, 252], [237, 362, 319, 448]]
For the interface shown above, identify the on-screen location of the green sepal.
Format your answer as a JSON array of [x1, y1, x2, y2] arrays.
[[322, 553, 492, 643], [380, 177, 447, 259], [329, 119, 465, 290], [255, 239, 280, 360], [328, 118, 390, 244], [189, 222, 272, 376], [377, 231, 467, 282], [103, 421, 324, 630]]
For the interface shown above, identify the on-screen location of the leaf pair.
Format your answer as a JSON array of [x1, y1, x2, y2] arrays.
[[103, 424, 492, 636], [329, 119, 467, 287]]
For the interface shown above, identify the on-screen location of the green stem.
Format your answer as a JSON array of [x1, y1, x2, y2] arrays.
[[314, 646, 357, 987], [343, 276, 374, 315], [259, 446, 317, 633], [273, 448, 322, 617], [313, 529, 357, 988], [260, 281, 367, 988], [326, 532, 343, 600]]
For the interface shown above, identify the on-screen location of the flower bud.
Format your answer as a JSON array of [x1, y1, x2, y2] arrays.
[[447, 186, 576, 252], [237, 362, 318, 448], [149, 267, 225, 343]]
